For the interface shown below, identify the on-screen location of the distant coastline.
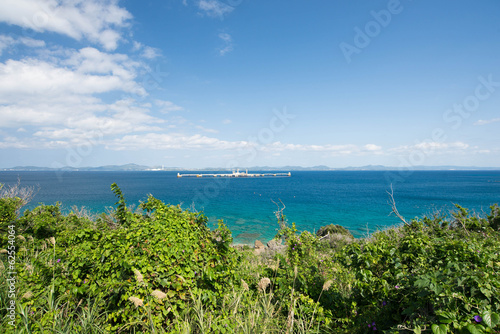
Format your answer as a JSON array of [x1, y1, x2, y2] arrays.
[[1, 163, 500, 172]]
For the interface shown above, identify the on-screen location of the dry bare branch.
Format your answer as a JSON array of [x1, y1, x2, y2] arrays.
[[318, 232, 330, 241], [0, 177, 39, 209], [70, 205, 96, 220], [271, 198, 287, 229], [387, 184, 408, 225], [272, 199, 285, 217]]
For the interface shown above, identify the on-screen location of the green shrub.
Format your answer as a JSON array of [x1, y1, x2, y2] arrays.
[[58, 188, 239, 332], [488, 204, 500, 231], [2, 180, 499, 333], [331, 204, 500, 333], [316, 224, 352, 238], [0, 197, 23, 247]]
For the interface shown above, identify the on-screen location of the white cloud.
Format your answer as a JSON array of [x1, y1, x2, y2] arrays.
[[19, 37, 46, 48], [0, 99, 164, 149], [64, 47, 144, 83], [0, 44, 166, 150], [107, 132, 247, 151], [0, 136, 31, 149], [363, 144, 382, 151], [218, 32, 231, 43], [256, 142, 384, 156], [198, 0, 234, 18], [0, 60, 143, 102], [218, 32, 233, 56], [219, 45, 233, 56], [415, 141, 469, 151], [0, 47, 146, 109], [261, 142, 359, 154], [0, 0, 131, 51], [195, 125, 219, 134], [155, 100, 184, 113], [131, 41, 161, 59], [0, 35, 14, 55], [102, 136, 388, 158], [0, 0, 230, 159], [141, 46, 161, 59], [222, 119, 232, 124], [389, 141, 470, 154], [0, 34, 46, 55], [474, 118, 500, 126]]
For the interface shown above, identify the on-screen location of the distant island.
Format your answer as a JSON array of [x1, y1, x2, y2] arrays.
[[1, 163, 499, 172]]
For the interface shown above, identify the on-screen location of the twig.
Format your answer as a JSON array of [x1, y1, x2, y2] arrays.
[[271, 198, 286, 227], [318, 232, 330, 241], [0, 177, 38, 208], [387, 184, 408, 225]]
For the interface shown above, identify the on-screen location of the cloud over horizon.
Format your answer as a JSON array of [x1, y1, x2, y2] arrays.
[[0, 0, 131, 50]]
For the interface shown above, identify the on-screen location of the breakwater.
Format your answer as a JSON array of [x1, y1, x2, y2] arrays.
[[177, 170, 291, 178]]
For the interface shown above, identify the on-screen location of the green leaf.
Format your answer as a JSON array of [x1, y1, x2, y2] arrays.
[[492, 313, 500, 328], [72, 269, 80, 280], [431, 324, 448, 334], [457, 276, 466, 286], [482, 311, 500, 328], [480, 287, 492, 298], [466, 324, 483, 334], [415, 277, 430, 288]]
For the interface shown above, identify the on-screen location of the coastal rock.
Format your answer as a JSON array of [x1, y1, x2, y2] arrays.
[[254, 240, 266, 255], [267, 238, 282, 250], [265, 238, 285, 256], [252, 239, 286, 256], [254, 248, 265, 255], [254, 240, 265, 249]]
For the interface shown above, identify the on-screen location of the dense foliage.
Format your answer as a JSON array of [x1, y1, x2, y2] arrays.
[[1, 181, 499, 333], [1, 183, 237, 333]]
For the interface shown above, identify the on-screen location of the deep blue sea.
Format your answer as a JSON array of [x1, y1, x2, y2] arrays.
[[1, 170, 499, 244]]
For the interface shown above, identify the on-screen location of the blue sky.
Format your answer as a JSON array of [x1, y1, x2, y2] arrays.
[[0, 0, 499, 169]]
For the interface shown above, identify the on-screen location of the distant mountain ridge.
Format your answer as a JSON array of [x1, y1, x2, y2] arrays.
[[1, 164, 499, 172]]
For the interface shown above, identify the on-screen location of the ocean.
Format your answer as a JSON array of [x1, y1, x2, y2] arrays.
[[1, 170, 499, 244]]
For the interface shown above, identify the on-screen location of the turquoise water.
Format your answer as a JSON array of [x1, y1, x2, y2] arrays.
[[1, 170, 499, 244]]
